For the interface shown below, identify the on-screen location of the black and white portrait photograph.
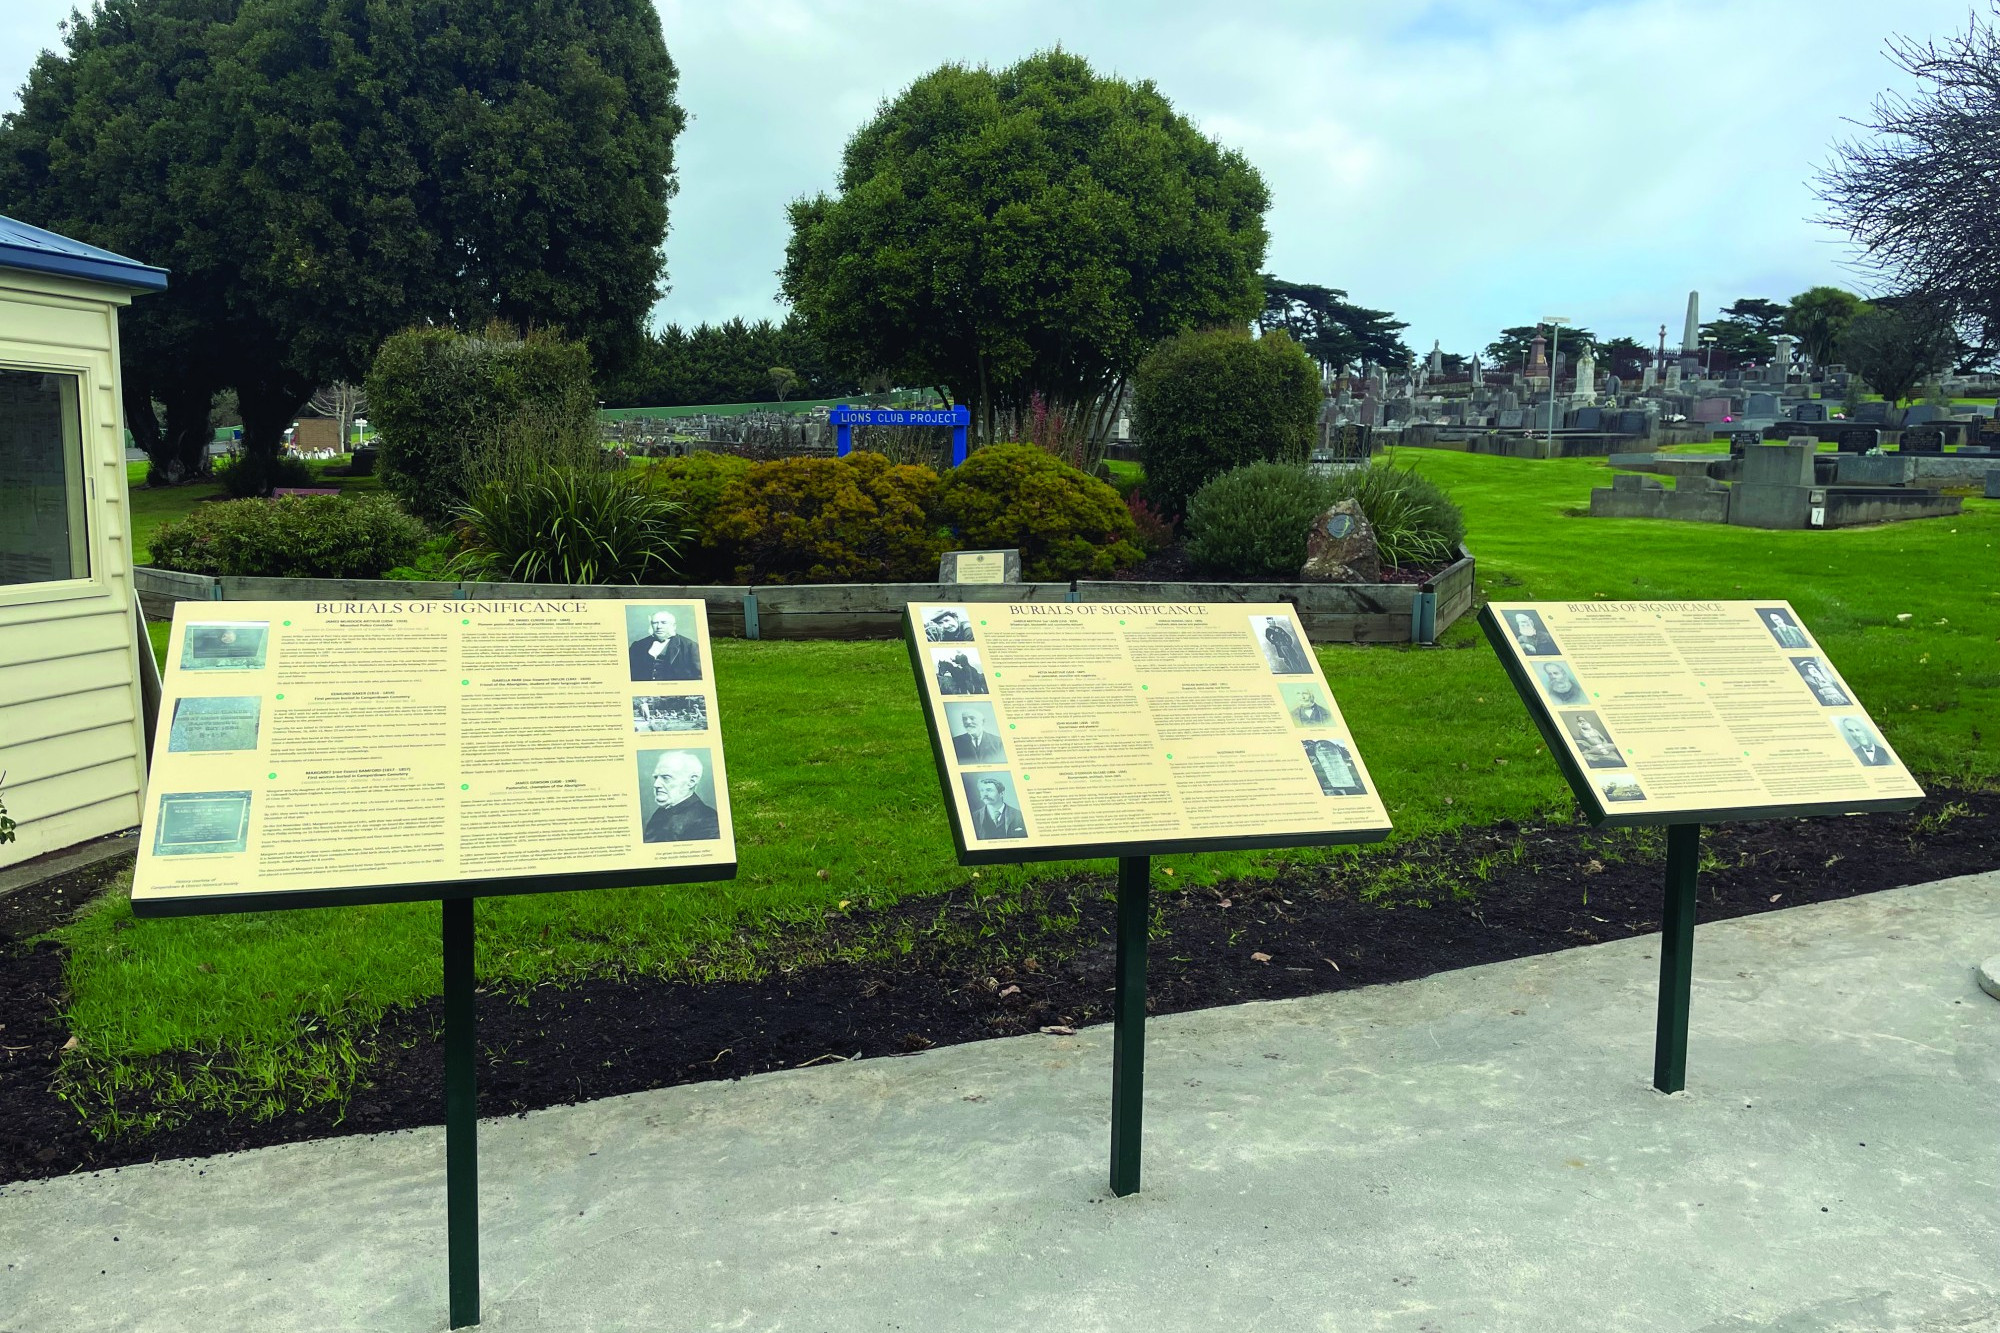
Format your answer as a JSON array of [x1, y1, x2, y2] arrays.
[[1506, 609, 1559, 657], [1302, 738, 1367, 796], [626, 605, 702, 683], [1790, 656, 1851, 707], [922, 606, 975, 642], [1835, 716, 1893, 767], [1279, 682, 1334, 728], [932, 646, 988, 695], [960, 771, 1027, 840], [1535, 659, 1587, 706], [1758, 606, 1809, 649], [946, 702, 1007, 764], [637, 748, 721, 842], [1600, 777, 1647, 803], [1249, 614, 1314, 675], [633, 695, 708, 733], [1560, 710, 1626, 769]]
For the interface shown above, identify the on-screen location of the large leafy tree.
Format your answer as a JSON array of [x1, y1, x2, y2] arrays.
[[1785, 286, 1868, 368], [1485, 325, 1596, 373], [1817, 9, 2000, 350], [1, 0, 683, 475], [1840, 297, 1957, 404], [1699, 297, 1789, 367], [783, 50, 1270, 448], [605, 312, 862, 408], [1257, 276, 1410, 376]]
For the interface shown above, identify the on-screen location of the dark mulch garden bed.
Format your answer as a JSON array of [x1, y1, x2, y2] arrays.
[[2, 793, 1994, 1184]]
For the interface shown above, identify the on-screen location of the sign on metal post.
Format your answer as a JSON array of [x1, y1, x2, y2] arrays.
[[830, 404, 971, 466]]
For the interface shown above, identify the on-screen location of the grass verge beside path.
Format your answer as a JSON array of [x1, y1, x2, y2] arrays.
[[66, 449, 1999, 1137]]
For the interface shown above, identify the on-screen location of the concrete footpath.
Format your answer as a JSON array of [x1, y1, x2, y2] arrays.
[[3, 873, 1997, 1333]]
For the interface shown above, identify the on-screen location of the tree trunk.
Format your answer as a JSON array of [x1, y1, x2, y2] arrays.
[[123, 379, 168, 479], [163, 382, 216, 481], [234, 380, 309, 495]]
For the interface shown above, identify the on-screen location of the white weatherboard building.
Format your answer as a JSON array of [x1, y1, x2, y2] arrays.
[[0, 216, 167, 868]]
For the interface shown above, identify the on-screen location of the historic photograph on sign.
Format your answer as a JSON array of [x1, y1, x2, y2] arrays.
[[1504, 608, 1559, 656], [932, 646, 988, 695], [1835, 716, 1893, 766], [637, 748, 721, 842], [1250, 614, 1314, 674], [1279, 682, 1334, 728], [633, 694, 708, 733], [153, 791, 252, 855], [1534, 659, 1587, 705], [960, 771, 1027, 840], [1600, 776, 1646, 803], [921, 606, 975, 641], [1559, 710, 1626, 769], [1758, 606, 1810, 648], [167, 696, 262, 753], [1303, 738, 1368, 796], [946, 702, 1007, 764], [180, 622, 268, 671], [1791, 657, 1851, 706], [625, 605, 702, 683]]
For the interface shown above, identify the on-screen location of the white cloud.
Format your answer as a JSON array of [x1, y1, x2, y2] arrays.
[[4, 0, 1971, 355]]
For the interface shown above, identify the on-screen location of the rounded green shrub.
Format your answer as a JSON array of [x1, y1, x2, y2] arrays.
[[1184, 461, 1466, 577], [149, 496, 428, 578], [1183, 462, 1337, 578], [1131, 328, 1322, 519], [452, 468, 689, 585], [708, 452, 948, 583], [215, 451, 315, 498], [646, 452, 755, 582], [935, 443, 1143, 580]]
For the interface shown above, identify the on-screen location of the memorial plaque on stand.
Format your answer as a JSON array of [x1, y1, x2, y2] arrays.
[[1481, 599, 1922, 1095], [135, 599, 736, 915], [134, 597, 740, 1329], [1482, 600, 1921, 827], [906, 599, 1391, 1197], [907, 601, 1392, 863]]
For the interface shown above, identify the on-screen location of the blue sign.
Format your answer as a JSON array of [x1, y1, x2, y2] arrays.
[[830, 404, 970, 465]]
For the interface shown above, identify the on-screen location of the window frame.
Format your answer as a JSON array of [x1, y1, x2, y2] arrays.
[[0, 355, 105, 609]]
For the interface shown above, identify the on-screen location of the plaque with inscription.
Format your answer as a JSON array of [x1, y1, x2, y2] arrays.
[[1482, 601, 1923, 826], [905, 602, 1393, 863], [132, 599, 737, 916]]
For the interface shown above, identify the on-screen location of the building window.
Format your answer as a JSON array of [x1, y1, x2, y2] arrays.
[[0, 369, 88, 586]]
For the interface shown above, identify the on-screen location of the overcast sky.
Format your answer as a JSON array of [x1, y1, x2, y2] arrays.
[[1, 0, 1972, 355]]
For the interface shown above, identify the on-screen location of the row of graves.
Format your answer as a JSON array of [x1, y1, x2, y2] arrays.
[[130, 588, 1923, 1328]]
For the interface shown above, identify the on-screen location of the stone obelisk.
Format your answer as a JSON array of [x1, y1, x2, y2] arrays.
[[1680, 291, 1701, 370]]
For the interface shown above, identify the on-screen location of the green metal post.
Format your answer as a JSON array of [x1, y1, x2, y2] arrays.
[[1653, 824, 1700, 1094], [1109, 855, 1150, 1197], [444, 896, 480, 1327]]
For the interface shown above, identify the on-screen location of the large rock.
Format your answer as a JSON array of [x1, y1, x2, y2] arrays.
[[1299, 498, 1381, 583]]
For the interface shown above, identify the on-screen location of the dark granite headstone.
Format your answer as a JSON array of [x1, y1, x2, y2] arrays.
[[1902, 404, 1939, 425], [1573, 406, 1603, 431], [1746, 392, 1779, 417], [1616, 411, 1649, 435], [1849, 401, 1887, 423], [1898, 427, 1945, 453], [1728, 430, 1763, 456], [1835, 426, 1881, 453], [1790, 402, 1828, 422]]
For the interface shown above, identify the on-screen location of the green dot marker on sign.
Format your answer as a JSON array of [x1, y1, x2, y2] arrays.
[[980, 620, 987, 626], [1008, 723, 1016, 730], [462, 618, 470, 625], [282, 619, 291, 626], [267, 772, 276, 780], [1022, 774, 1030, 781], [1141, 684, 1149, 690], [461, 679, 470, 686], [1166, 753, 1173, 760], [274, 693, 284, 700], [461, 783, 470, 791]]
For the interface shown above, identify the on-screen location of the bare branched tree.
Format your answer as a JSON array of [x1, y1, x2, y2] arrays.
[[1817, 10, 2000, 351], [306, 381, 368, 450]]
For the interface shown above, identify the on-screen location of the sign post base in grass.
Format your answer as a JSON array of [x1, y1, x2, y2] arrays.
[[1652, 825, 1699, 1095], [444, 897, 480, 1328], [1109, 856, 1149, 1197]]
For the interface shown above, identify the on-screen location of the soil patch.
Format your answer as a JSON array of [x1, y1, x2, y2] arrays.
[[3, 792, 1994, 1184]]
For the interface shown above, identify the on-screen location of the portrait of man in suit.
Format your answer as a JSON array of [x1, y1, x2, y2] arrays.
[[963, 773, 1027, 840], [1509, 609, 1559, 656], [1537, 659, 1586, 705], [1285, 685, 1333, 727], [641, 749, 721, 842], [949, 705, 1007, 764], [629, 608, 701, 683], [1838, 716, 1892, 767], [1251, 614, 1314, 675], [1760, 608, 1809, 649]]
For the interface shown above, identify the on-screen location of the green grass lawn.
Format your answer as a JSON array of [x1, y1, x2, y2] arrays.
[[63, 449, 2000, 1135]]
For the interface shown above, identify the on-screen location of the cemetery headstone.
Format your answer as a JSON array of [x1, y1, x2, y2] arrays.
[[1616, 410, 1650, 435], [1897, 427, 1945, 454], [1850, 401, 1887, 423], [1745, 393, 1779, 417], [1573, 406, 1604, 431], [1835, 426, 1881, 453], [1728, 430, 1763, 456], [1791, 402, 1828, 422], [1901, 403, 1939, 425], [1498, 408, 1525, 429], [1299, 499, 1382, 583]]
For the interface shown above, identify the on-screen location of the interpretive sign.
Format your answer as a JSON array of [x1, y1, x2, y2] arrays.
[[905, 601, 1392, 864], [1481, 600, 1923, 826], [133, 598, 737, 917], [831, 403, 971, 465], [937, 548, 1020, 584]]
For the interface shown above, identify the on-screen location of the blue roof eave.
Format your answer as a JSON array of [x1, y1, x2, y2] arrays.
[[0, 215, 170, 293]]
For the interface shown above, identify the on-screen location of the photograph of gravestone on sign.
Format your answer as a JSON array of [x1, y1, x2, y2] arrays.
[[904, 602, 1392, 864]]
